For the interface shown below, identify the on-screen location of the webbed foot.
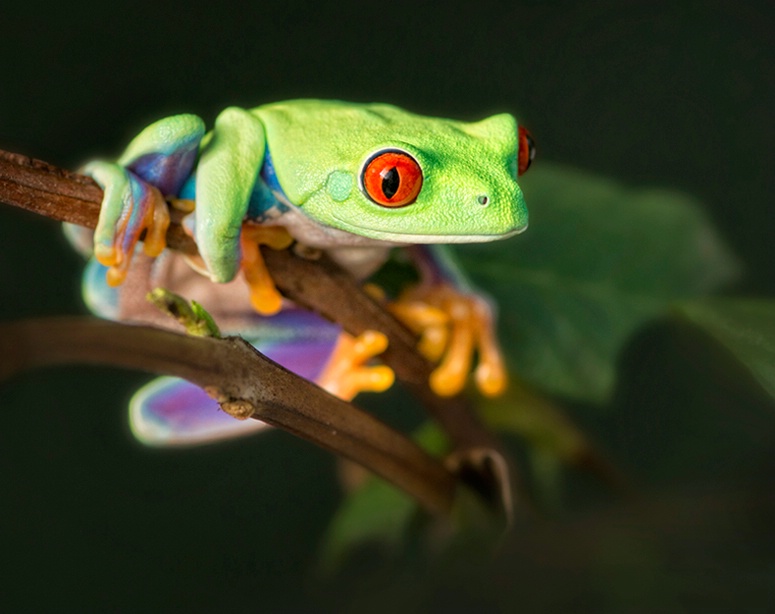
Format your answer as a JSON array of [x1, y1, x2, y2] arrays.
[[315, 330, 395, 401], [389, 284, 508, 398]]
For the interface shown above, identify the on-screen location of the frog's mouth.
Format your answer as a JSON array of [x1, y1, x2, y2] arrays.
[[276, 195, 527, 248], [329, 214, 527, 244]]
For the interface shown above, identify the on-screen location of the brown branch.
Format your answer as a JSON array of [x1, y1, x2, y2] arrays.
[[0, 148, 513, 516], [0, 317, 456, 515], [0, 149, 498, 450], [0, 151, 198, 255], [264, 249, 502, 451]]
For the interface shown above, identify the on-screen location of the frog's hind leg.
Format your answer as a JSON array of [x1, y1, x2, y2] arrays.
[[130, 309, 344, 446], [129, 311, 395, 446], [82, 114, 205, 286], [129, 376, 270, 446], [315, 330, 395, 401]]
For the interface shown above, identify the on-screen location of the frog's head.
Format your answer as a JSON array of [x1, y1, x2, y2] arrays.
[[264, 101, 533, 244]]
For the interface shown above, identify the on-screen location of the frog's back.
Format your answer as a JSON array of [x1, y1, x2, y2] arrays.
[[248, 99, 516, 209], [249, 100, 409, 206], [250, 99, 407, 134], [249, 99, 484, 145]]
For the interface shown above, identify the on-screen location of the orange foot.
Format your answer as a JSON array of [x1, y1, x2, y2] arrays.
[[240, 224, 294, 315], [389, 284, 507, 398], [316, 330, 395, 402]]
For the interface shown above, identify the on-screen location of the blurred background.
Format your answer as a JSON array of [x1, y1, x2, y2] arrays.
[[1, 1, 773, 611]]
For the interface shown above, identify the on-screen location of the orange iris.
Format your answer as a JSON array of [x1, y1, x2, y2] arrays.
[[361, 150, 423, 207]]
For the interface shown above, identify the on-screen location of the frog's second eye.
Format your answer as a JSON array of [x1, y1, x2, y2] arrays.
[[518, 126, 536, 176], [361, 150, 423, 207]]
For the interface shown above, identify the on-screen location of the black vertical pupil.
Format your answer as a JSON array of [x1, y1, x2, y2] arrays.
[[381, 167, 400, 199]]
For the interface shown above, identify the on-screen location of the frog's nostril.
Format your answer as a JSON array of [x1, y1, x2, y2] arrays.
[[477, 195, 489, 206]]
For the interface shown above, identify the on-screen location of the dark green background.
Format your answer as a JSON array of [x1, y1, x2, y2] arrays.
[[1, 1, 773, 611]]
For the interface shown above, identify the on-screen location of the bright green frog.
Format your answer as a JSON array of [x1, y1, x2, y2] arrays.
[[78, 99, 534, 445]]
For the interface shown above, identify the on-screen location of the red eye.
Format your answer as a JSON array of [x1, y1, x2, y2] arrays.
[[518, 126, 536, 176], [361, 150, 423, 207]]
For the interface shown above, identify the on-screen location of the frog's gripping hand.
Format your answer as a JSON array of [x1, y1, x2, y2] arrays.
[[83, 114, 205, 285], [391, 285, 508, 398], [390, 245, 508, 398]]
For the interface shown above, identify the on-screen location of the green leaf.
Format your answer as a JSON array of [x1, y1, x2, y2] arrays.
[[476, 382, 626, 502], [318, 423, 450, 572], [454, 163, 740, 404], [675, 298, 775, 401], [477, 383, 594, 462], [319, 474, 417, 573]]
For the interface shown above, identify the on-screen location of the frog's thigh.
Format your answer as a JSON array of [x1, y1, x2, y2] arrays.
[[129, 376, 269, 446], [130, 315, 342, 446]]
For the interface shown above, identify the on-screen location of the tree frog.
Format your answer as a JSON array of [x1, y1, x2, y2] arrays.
[[71, 100, 534, 446]]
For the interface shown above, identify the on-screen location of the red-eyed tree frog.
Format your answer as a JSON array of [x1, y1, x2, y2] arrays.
[[68, 99, 534, 446]]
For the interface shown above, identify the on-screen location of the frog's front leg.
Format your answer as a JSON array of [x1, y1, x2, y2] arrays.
[[190, 108, 297, 316], [390, 244, 508, 398], [83, 114, 206, 285], [240, 224, 294, 314], [193, 107, 267, 283]]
